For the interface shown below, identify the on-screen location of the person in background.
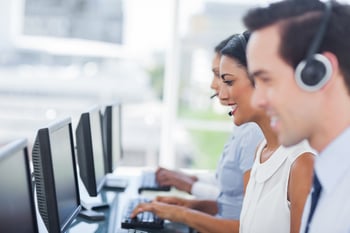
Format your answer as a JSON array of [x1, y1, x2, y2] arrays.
[[156, 32, 264, 222], [156, 34, 263, 203], [131, 32, 315, 233], [243, 0, 350, 232]]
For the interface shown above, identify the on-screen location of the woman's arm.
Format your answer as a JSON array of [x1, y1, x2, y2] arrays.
[[156, 196, 218, 215], [243, 169, 251, 194], [288, 152, 314, 233], [130, 201, 239, 233]]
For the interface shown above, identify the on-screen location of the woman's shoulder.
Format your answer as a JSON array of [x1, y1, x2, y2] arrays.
[[235, 122, 264, 143], [237, 122, 262, 134], [284, 140, 316, 163]]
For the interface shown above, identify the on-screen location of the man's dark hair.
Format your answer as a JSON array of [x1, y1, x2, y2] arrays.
[[243, 0, 350, 93]]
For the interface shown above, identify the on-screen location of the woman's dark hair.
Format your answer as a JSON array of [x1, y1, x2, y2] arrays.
[[214, 34, 236, 53], [220, 31, 251, 68]]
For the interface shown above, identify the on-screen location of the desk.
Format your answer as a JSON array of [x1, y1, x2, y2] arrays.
[[66, 167, 192, 233]]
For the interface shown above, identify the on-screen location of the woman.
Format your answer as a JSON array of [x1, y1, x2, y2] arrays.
[[131, 31, 314, 233], [155, 34, 264, 222]]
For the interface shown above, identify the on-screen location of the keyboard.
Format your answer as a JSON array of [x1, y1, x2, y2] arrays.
[[121, 197, 164, 230], [138, 171, 171, 193]]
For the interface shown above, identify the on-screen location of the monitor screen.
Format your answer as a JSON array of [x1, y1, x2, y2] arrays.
[[0, 139, 38, 233], [101, 103, 123, 174], [32, 118, 81, 233], [76, 106, 106, 197]]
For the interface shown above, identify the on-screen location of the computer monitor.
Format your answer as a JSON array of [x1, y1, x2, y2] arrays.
[[101, 102, 123, 174], [100, 103, 128, 189], [75, 106, 106, 197], [32, 118, 81, 233], [0, 139, 39, 233]]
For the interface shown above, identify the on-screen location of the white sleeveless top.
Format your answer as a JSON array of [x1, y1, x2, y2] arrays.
[[239, 140, 313, 233]]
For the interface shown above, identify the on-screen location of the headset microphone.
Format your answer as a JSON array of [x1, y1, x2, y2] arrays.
[[228, 111, 233, 116], [210, 93, 218, 99]]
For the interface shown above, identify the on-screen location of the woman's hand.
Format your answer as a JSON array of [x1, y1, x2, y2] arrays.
[[130, 200, 187, 223], [156, 167, 198, 193], [156, 196, 195, 209]]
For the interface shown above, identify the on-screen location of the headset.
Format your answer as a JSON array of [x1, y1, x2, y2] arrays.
[[295, 1, 333, 92]]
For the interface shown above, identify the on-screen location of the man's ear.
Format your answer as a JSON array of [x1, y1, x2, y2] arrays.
[[322, 51, 339, 76]]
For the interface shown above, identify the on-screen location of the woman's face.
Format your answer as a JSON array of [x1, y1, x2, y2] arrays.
[[211, 52, 229, 106], [219, 55, 262, 125]]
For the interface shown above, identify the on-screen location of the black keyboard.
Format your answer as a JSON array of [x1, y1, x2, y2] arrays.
[[138, 171, 171, 193], [121, 197, 164, 230]]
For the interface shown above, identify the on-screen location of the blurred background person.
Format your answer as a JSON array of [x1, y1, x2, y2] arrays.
[[156, 33, 263, 207]]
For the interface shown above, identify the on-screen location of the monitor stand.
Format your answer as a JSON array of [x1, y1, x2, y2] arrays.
[[80, 193, 109, 221], [79, 208, 105, 221]]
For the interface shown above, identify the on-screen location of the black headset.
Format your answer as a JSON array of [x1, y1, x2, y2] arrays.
[[295, 1, 333, 92]]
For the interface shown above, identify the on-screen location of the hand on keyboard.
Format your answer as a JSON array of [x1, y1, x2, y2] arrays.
[[156, 167, 197, 193], [154, 196, 193, 208], [121, 198, 164, 230], [138, 171, 171, 193], [129, 198, 188, 225]]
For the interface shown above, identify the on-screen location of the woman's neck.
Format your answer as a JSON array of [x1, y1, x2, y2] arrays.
[[256, 117, 280, 163]]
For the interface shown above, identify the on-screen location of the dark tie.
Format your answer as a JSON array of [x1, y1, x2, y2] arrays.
[[304, 173, 322, 233]]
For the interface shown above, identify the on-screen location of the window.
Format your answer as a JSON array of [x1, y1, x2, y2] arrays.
[[0, 0, 268, 169]]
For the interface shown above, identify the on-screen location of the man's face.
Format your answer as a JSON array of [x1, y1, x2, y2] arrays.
[[247, 24, 317, 147]]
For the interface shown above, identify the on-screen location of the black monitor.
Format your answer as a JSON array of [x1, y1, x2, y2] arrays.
[[32, 118, 82, 233], [101, 102, 123, 174], [0, 139, 39, 233], [75, 106, 106, 197], [100, 103, 128, 189]]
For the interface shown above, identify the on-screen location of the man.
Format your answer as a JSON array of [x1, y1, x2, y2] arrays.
[[243, 0, 350, 232]]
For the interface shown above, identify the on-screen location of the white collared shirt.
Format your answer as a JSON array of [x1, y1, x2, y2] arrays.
[[299, 127, 350, 233]]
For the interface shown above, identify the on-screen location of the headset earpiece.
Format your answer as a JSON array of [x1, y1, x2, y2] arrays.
[[295, 1, 332, 92], [295, 54, 332, 91]]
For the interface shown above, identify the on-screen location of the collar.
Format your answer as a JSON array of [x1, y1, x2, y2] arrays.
[[315, 127, 350, 193]]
